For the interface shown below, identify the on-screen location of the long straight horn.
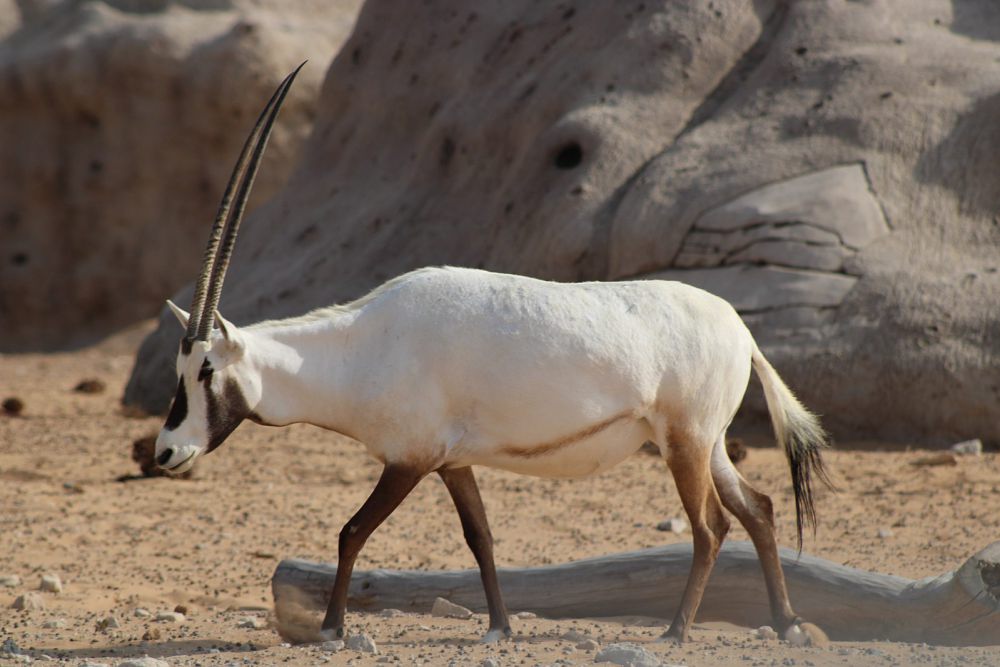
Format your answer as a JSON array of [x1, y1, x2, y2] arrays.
[[188, 62, 305, 341]]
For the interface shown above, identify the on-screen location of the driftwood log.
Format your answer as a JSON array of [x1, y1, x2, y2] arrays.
[[272, 540, 1000, 646]]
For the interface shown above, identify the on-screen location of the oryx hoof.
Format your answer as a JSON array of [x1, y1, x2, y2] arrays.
[[482, 626, 512, 644], [653, 629, 686, 644], [316, 626, 345, 643], [783, 621, 829, 647]]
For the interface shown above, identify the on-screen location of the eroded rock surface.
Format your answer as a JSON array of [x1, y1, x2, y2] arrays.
[[114, 0, 1000, 443], [0, 0, 360, 350]]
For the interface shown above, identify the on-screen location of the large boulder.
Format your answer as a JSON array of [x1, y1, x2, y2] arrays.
[[0, 0, 360, 350], [125, 0, 1000, 445]]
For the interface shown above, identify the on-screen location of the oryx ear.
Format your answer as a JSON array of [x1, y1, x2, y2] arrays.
[[166, 300, 190, 329], [211, 310, 245, 366], [215, 310, 238, 343]]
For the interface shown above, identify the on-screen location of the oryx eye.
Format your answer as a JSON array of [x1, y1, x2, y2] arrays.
[[198, 359, 214, 382]]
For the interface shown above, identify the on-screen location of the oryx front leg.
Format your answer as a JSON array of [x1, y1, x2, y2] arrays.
[[319, 464, 424, 640], [438, 466, 511, 642]]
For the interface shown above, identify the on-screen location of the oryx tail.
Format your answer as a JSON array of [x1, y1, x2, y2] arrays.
[[752, 344, 833, 550]]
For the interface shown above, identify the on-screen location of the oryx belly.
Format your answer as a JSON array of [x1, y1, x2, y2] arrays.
[[458, 412, 653, 478]]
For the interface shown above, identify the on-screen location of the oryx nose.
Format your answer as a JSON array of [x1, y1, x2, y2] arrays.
[[157, 448, 174, 467]]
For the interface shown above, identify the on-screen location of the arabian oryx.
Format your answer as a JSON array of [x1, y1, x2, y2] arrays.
[[155, 66, 833, 645]]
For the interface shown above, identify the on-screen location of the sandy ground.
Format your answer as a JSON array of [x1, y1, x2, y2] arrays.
[[2, 322, 999, 666]]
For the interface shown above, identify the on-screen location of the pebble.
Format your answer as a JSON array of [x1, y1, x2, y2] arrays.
[[785, 624, 808, 647], [877, 527, 894, 539], [0, 574, 21, 587], [430, 596, 473, 619], [237, 616, 267, 629], [39, 573, 62, 593], [142, 628, 161, 641], [1, 638, 20, 654], [12, 592, 44, 611], [756, 626, 778, 640], [96, 614, 121, 631], [156, 611, 185, 623], [346, 632, 378, 654], [514, 611, 537, 619], [79, 663, 109, 667], [134, 607, 152, 618], [119, 658, 170, 667], [594, 642, 661, 666], [951, 439, 983, 456], [480, 659, 500, 667], [42, 618, 66, 629], [655, 517, 688, 534], [577, 639, 600, 650], [321, 640, 345, 652], [379, 608, 404, 618]]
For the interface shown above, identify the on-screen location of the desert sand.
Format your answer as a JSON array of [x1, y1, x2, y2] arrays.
[[2, 322, 999, 666]]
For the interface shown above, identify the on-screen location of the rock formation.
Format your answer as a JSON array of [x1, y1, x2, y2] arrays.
[[111, 0, 1000, 443], [0, 0, 360, 350]]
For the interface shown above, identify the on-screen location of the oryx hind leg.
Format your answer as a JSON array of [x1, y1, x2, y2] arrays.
[[710, 436, 827, 644], [658, 432, 730, 643]]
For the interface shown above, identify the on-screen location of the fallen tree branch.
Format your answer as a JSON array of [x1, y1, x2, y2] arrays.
[[272, 540, 1000, 646]]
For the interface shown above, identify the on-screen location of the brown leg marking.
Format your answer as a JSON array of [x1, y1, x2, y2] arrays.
[[438, 466, 512, 640], [713, 470, 799, 633], [661, 448, 730, 643], [320, 464, 424, 638]]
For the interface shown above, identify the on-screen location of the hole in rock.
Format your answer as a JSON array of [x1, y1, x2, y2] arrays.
[[553, 142, 583, 170]]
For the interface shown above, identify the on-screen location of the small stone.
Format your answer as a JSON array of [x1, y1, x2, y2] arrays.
[[514, 611, 537, 619], [577, 639, 600, 651], [320, 640, 345, 652], [79, 663, 110, 667], [346, 632, 378, 654], [480, 659, 500, 667], [798, 622, 830, 648], [0, 574, 21, 587], [156, 611, 185, 623], [950, 439, 983, 456], [756, 625, 778, 640], [376, 657, 392, 664], [12, 592, 44, 611], [655, 517, 688, 534], [118, 658, 170, 667], [142, 628, 161, 641], [42, 619, 66, 629], [237, 616, 267, 629], [134, 607, 151, 618], [379, 608, 404, 618], [2, 397, 24, 416], [430, 596, 473, 619], [96, 614, 121, 631], [73, 378, 106, 394], [877, 527, 894, 539], [39, 573, 62, 593], [173, 604, 188, 615], [594, 642, 661, 667], [1, 638, 20, 654]]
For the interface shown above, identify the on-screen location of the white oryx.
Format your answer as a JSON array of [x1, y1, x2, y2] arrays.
[[156, 67, 832, 645]]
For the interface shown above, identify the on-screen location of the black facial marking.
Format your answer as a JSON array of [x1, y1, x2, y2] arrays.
[[163, 379, 188, 431], [198, 358, 214, 383], [204, 377, 251, 452], [180, 337, 194, 355]]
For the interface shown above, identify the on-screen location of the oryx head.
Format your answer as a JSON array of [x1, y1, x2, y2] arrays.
[[155, 64, 303, 474]]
